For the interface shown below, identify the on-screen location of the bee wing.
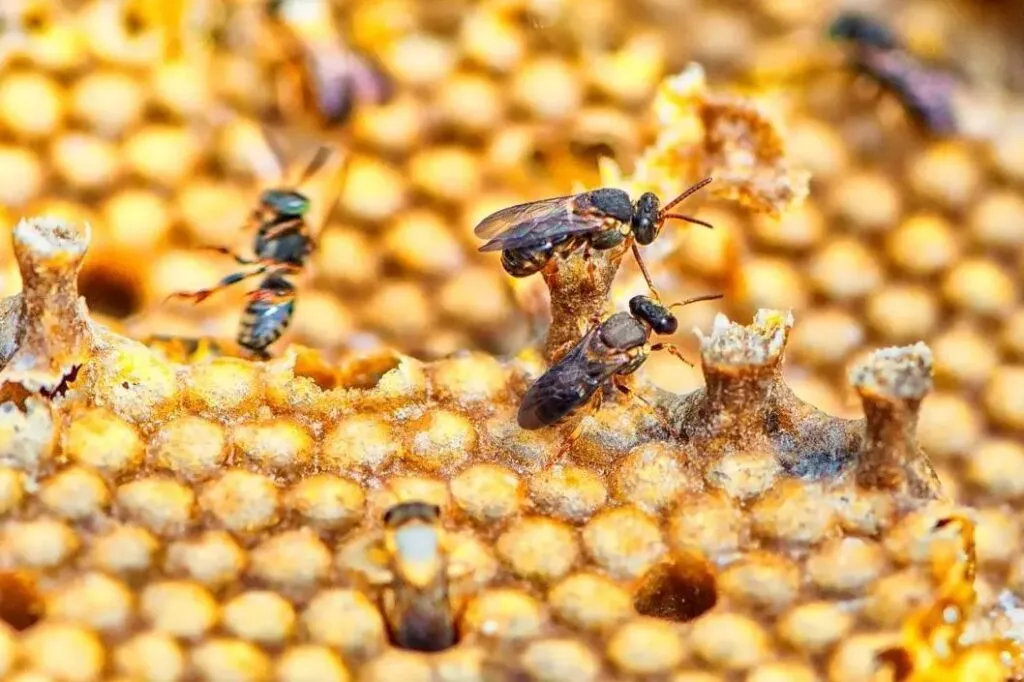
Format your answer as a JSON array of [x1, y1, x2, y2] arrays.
[[345, 50, 394, 106], [517, 331, 628, 430], [858, 49, 959, 134], [296, 42, 392, 125], [475, 194, 608, 252]]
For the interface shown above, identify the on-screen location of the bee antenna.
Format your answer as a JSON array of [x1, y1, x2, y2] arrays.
[[661, 176, 713, 213], [662, 214, 715, 230], [667, 293, 724, 309]]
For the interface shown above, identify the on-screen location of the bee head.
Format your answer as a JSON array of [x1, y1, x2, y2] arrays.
[[631, 192, 662, 245], [828, 12, 899, 50], [628, 295, 678, 335], [261, 189, 310, 218]]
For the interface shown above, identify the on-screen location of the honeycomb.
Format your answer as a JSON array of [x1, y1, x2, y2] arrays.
[[0, 209, 1018, 681], [1, 0, 1024, 680]]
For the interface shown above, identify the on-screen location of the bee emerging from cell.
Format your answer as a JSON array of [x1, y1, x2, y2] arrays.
[[367, 502, 468, 653], [474, 178, 716, 301], [828, 11, 960, 137], [166, 131, 347, 360], [518, 292, 722, 457]]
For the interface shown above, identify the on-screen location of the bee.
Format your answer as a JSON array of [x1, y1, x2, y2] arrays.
[[518, 293, 722, 453], [828, 12, 959, 136], [166, 135, 344, 360], [376, 501, 459, 653], [474, 178, 715, 298], [264, 0, 393, 129]]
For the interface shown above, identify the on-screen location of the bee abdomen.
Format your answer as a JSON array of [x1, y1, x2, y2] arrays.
[[238, 300, 295, 353], [501, 244, 552, 278]]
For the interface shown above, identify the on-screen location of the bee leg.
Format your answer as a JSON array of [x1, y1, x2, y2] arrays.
[[611, 376, 652, 407], [260, 218, 306, 242], [555, 419, 585, 460], [582, 244, 598, 281], [628, 241, 660, 301], [556, 386, 604, 459], [245, 276, 298, 303], [195, 245, 265, 266], [650, 342, 694, 368], [613, 376, 677, 437], [164, 266, 272, 305]]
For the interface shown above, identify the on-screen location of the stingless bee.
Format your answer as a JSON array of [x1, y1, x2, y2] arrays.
[[829, 12, 959, 136], [166, 133, 346, 360], [474, 178, 715, 298], [264, 0, 393, 129], [372, 501, 461, 652], [518, 293, 722, 453]]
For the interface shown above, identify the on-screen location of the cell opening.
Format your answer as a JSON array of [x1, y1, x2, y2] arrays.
[[0, 571, 43, 631], [292, 349, 341, 391], [385, 616, 460, 653], [335, 351, 402, 390], [77, 265, 142, 320], [633, 550, 718, 622], [876, 647, 913, 682], [122, 8, 147, 36], [21, 8, 49, 34], [568, 140, 619, 170]]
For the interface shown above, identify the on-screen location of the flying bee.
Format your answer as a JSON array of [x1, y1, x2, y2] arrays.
[[265, 0, 393, 128], [828, 12, 959, 136], [518, 293, 722, 454], [474, 178, 715, 298], [375, 501, 459, 653], [166, 133, 346, 360]]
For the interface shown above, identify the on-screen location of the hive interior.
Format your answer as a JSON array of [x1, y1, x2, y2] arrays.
[[1, 0, 1024, 680]]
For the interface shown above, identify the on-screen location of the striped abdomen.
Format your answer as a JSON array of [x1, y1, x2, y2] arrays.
[[238, 297, 295, 357]]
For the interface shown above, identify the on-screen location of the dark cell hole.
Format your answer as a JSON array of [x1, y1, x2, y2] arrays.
[[385, 613, 459, 653], [265, 0, 286, 18], [78, 266, 142, 320], [22, 9, 49, 33], [335, 351, 402, 390], [876, 647, 913, 682], [0, 571, 43, 631], [633, 550, 718, 622], [568, 140, 618, 169], [122, 8, 147, 35], [292, 352, 340, 391]]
